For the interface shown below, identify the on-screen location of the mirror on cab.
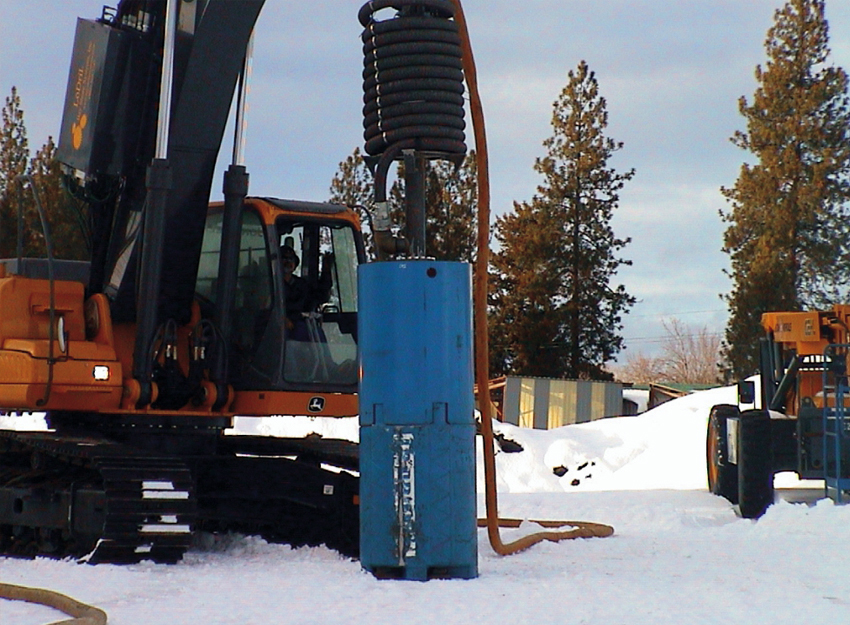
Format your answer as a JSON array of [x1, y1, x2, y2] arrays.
[[737, 380, 756, 405]]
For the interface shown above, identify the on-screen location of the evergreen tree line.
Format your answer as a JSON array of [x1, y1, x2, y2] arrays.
[[721, 0, 850, 379]]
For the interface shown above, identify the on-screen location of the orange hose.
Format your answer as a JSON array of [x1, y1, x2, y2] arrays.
[[449, 0, 614, 554], [0, 582, 107, 625]]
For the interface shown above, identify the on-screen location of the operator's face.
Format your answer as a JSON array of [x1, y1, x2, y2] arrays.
[[282, 255, 297, 279]]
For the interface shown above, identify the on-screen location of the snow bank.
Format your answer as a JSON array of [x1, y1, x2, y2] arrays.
[[230, 415, 360, 441], [479, 384, 738, 493], [0, 412, 47, 431]]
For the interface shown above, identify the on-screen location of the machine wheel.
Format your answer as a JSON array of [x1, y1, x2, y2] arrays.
[[737, 409, 774, 519], [706, 404, 739, 504]]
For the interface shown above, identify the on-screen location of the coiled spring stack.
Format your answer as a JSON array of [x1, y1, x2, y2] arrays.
[[359, 0, 467, 257]]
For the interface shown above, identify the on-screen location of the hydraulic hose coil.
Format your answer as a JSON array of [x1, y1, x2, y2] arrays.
[[359, 0, 467, 160]]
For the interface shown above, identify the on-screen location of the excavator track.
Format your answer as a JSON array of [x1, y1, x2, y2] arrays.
[[0, 429, 361, 562], [0, 431, 195, 564], [86, 456, 196, 564]]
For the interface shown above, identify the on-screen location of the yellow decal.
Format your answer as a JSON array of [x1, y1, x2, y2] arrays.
[[69, 41, 97, 150], [72, 114, 88, 149]]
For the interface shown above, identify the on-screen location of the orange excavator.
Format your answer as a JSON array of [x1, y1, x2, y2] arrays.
[[0, 0, 364, 562]]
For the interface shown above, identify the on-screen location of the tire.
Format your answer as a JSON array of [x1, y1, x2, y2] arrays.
[[706, 404, 739, 504], [737, 409, 774, 519]]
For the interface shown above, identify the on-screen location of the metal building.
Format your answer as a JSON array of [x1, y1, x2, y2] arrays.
[[501, 376, 623, 429]]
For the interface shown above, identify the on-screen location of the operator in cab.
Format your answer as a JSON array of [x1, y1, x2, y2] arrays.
[[280, 243, 334, 341]]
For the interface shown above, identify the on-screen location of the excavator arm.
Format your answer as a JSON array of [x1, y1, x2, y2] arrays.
[[57, 0, 264, 406]]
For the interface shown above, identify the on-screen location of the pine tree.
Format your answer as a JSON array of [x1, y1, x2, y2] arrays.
[[329, 147, 477, 262], [1, 88, 89, 260], [489, 199, 566, 376], [329, 147, 378, 258], [0, 87, 30, 257], [721, 0, 850, 378], [427, 154, 477, 263], [490, 61, 635, 379], [28, 137, 89, 260], [329, 147, 375, 208], [388, 152, 478, 263]]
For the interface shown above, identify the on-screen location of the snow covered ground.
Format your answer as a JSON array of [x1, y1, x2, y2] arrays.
[[3, 386, 847, 625]]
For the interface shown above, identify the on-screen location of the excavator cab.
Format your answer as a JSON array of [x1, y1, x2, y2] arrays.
[[195, 197, 365, 398], [275, 216, 361, 387]]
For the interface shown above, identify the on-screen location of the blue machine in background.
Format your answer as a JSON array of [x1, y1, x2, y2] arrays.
[[359, 260, 478, 580]]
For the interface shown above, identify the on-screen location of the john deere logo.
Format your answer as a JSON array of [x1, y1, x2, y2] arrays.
[[308, 396, 325, 413]]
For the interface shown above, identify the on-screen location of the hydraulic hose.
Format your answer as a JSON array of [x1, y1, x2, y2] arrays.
[[449, 0, 614, 553], [0, 582, 107, 625], [360, 0, 467, 210], [359, 0, 467, 162], [16, 175, 58, 408]]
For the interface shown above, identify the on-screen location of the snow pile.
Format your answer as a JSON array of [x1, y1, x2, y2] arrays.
[[0, 412, 47, 431], [230, 414, 360, 441], [480, 384, 737, 494]]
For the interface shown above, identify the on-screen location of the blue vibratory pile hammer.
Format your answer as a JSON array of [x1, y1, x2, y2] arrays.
[[359, 261, 478, 580], [356, 0, 479, 581]]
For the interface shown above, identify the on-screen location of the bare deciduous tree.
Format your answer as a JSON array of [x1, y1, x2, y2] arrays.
[[613, 319, 722, 385], [658, 319, 722, 384], [613, 352, 666, 385]]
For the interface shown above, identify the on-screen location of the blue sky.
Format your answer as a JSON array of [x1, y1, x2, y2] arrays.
[[3, 0, 850, 364]]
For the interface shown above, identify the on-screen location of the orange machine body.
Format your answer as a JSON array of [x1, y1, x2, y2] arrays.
[[761, 305, 850, 412], [0, 198, 362, 420]]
